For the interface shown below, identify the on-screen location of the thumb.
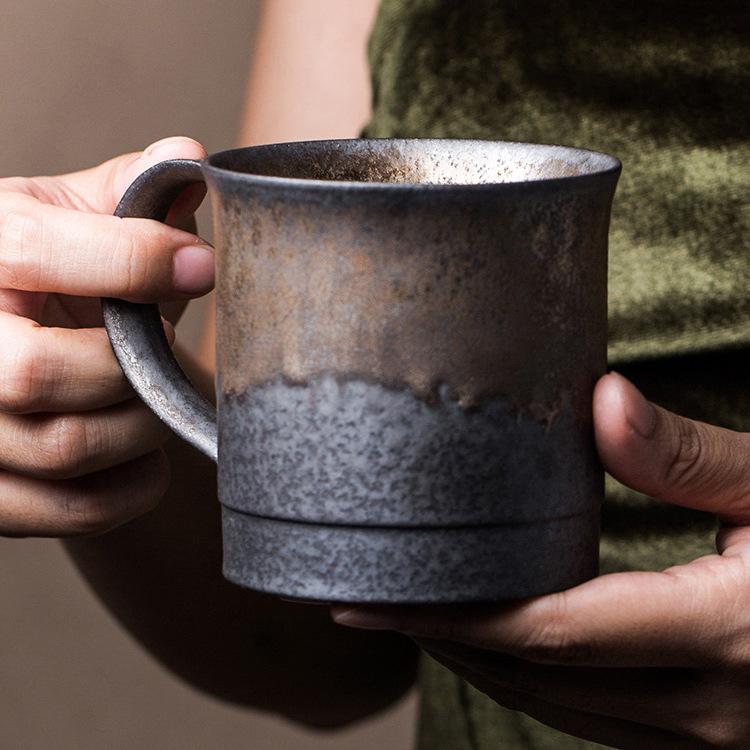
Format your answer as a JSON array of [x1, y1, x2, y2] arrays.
[[60, 136, 208, 217], [594, 371, 750, 524]]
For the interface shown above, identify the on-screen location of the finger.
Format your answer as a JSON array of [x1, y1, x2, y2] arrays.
[[0, 399, 171, 480], [422, 640, 710, 737], [0, 311, 148, 412], [0, 194, 214, 301], [332, 554, 750, 667], [430, 653, 695, 750], [594, 372, 750, 524], [0, 311, 175, 412], [0, 450, 170, 537], [59, 136, 208, 217]]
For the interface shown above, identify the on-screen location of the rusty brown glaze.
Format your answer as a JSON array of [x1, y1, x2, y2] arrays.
[[207, 140, 617, 421]]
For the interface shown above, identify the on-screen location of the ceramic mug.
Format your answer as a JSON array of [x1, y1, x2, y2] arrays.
[[102, 138, 620, 603]]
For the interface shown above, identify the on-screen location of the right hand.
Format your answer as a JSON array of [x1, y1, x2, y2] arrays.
[[0, 136, 214, 537]]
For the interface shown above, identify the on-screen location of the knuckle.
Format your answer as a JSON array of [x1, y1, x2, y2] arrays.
[[37, 415, 92, 479], [109, 220, 167, 298], [61, 451, 169, 537], [110, 222, 145, 297], [663, 417, 705, 490], [0, 177, 31, 193], [520, 596, 593, 664], [0, 329, 45, 413], [58, 489, 119, 537], [0, 203, 43, 289]]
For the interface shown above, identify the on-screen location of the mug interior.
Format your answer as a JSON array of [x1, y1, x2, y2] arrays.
[[206, 138, 620, 186]]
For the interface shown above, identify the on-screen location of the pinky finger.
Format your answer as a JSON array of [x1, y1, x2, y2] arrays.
[[0, 450, 170, 538]]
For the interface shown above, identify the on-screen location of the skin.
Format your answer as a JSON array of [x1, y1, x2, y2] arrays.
[[0, 139, 210, 536], [2, 0, 749, 745]]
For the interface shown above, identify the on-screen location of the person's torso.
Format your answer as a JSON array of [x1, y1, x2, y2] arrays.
[[364, 1, 750, 748]]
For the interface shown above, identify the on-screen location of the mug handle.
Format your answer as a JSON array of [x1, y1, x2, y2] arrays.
[[101, 158, 218, 462]]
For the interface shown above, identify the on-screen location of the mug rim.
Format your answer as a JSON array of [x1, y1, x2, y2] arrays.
[[202, 137, 622, 192]]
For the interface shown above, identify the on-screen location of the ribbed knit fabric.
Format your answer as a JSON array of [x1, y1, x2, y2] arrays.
[[364, 1, 750, 747]]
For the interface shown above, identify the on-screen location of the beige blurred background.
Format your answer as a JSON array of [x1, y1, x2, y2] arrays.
[[0, 2, 416, 748]]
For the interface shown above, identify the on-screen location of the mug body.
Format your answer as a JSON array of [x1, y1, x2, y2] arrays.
[[202, 139, 620, 603]]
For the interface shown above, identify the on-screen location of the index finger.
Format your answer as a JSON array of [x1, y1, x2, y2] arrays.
[[0, 195, 213, 301]]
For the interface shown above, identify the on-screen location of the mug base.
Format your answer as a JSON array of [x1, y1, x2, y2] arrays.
[[221, 506, 599, 604]]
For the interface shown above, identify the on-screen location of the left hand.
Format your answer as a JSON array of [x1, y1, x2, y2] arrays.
[[332, 372, 750, 749]]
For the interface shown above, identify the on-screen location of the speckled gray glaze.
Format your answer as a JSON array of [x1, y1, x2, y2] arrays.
[[222, 507, 599, 603], [103, 139, 621, 604], [219, 376, 599, 526]]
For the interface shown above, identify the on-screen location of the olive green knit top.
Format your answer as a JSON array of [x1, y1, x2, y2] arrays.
[[364, 1, 750, 748]]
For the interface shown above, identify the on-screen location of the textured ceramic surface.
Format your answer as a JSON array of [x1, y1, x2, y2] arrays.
[[103, 139, 620, 603], [222, 507, 599, 604]]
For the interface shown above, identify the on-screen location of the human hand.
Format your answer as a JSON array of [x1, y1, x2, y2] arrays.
[[333, 372, 750, 749], [0, 136, 214, 537]]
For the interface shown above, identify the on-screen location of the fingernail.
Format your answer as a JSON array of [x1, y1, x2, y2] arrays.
[[614, 371, 657, 438], [173, 245, 215, 295], [144, 136, 192, 159], [331, 608, 398, 630]]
